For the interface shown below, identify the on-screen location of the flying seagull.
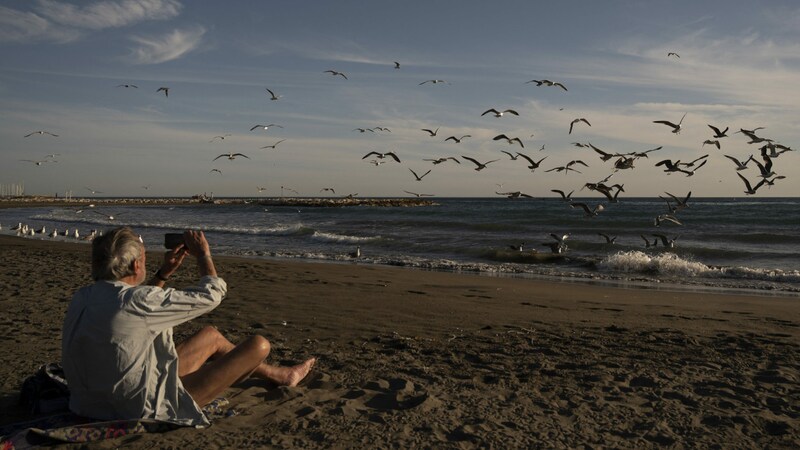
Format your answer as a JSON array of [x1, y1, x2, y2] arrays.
[[423, 157, 460, 165], [265, 88, 281, 100], [526, 79, 568, 91], [421, 127, 440, 137], [409, 168, 431, 181], [667, 52, 680, 58], [654, 113, 687, 134], [496, 191, 533, 199], [493, 134, 524, 148], [213, 152, 250, 161], [462, 156, 499, 171], [210, 168, 222, 174], [570, 202, 605, 218], [551, 189, 574, 202], [403, 190, 434, 197], [568, 118, 591, 134], [320, 187, 336, 194], [419, 79, 447, 85], [598, 233, 617, 244], [500, 151, 518, 160], [85, 187, 103, 194], [445, 135, 471, 143], [394, 61, 401, 69], [116, 84, 138, 88], [708, 124, 728, 138], [19, 159, 56, 166], [324, 70, 348, 79], [157, 87, 169, 97], [24, 131, 59, 137], [481, 108, 519, 118], [250, 124, 283, 131], [516, 152, 547, 172], [724, 154, 752, 171], [362, 151, 401, 163], [260, 139, 287, 149], [702, 140, 721, 149], [209, 134, 231, 142]]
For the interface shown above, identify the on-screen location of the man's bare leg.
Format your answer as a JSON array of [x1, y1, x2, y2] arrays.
[[177, 326, 316, 405]]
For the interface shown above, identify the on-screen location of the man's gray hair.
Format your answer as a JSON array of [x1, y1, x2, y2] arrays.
[[91, 227, 143, 281]]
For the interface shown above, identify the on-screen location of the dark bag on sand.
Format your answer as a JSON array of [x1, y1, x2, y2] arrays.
[[19, 363, 70, 414]]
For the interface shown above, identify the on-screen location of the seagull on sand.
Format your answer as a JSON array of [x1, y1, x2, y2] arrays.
[[737, 173, 765, 195], [403, 190, 434, 197], [493, 134, 524, 148], [24, 131, 59, 137], [363, 151, 401, 163], [515, 152, 547, 172], [568, 118, 591, 134], [409, 168, 431, 181], [265, 88, 281, 100], [209, 134, 231, 142], [445, 135, 471, 143], [250, 124, 283, 132], [157, 87, 169, 97], [481, 108, 519, 118], [213, 152, 250, 161], [260, 139, 286, 149], [654, 113, 687, 134], [462, 156, 500, 171], [421, 127, 440, 137], [324, 70, 348, 79]]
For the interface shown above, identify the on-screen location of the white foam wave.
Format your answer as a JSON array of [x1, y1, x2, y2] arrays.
[[310, 231, 375, 243], [598, 251, 800, 282]]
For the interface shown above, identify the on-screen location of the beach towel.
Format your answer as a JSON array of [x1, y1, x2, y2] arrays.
[[0, 397, 236, 450]]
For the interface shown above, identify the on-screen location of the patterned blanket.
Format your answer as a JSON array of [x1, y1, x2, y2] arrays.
[[1, 398, 236, 449]]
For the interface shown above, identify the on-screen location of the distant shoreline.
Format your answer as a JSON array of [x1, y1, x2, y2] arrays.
[[0, 196, 438, 209]]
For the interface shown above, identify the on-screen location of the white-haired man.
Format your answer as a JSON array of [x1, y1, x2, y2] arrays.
[[62, 227, 315, 426]]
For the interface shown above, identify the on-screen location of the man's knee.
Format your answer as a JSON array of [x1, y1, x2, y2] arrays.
[[246, 335, 270, 358], [198, 325, 221, 340]]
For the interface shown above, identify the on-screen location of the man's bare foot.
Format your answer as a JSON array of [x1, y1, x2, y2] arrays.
[[285, 358, 316, 387]]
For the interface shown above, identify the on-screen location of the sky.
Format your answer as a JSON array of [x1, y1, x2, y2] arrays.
[[1, 0, 798, 198]]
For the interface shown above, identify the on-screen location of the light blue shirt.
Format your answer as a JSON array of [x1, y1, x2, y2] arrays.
[[62, 276, 227, 427]]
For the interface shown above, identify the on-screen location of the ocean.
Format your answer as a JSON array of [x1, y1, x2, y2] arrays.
[[2, 197, 799, 294]]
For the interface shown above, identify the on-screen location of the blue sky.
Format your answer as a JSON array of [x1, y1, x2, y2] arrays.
[[1, 0, 798, 197]]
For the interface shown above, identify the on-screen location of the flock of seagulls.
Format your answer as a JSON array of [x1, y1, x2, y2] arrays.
[[14, 54, 795, 257]]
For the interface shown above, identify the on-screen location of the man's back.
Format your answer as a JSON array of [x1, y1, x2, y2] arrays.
[[62, 278, 225, 426]]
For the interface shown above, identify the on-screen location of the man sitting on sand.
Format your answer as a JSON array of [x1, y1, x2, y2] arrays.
[[62, 227, 315, 426]]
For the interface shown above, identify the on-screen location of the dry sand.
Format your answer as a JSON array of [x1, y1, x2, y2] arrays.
[[0, 234, 797, 448]]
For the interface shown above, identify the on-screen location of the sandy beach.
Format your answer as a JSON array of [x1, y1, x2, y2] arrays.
[[0, 233, 797, 448]]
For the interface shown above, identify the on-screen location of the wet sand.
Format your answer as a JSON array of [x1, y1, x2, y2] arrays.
[[0, 234, 797, 448]]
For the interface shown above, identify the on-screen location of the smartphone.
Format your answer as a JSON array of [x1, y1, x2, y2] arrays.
[[164, 233, 184, 249]]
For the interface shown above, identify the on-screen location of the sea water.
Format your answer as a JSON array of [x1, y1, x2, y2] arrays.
[[2, 197, 799, 294]]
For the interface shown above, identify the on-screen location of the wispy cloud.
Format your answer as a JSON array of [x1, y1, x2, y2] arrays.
[[37, 0, 181, 30], [0, 6, 79, 43], [126, 26, 205, 64], [0, 0, 182, 44]]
